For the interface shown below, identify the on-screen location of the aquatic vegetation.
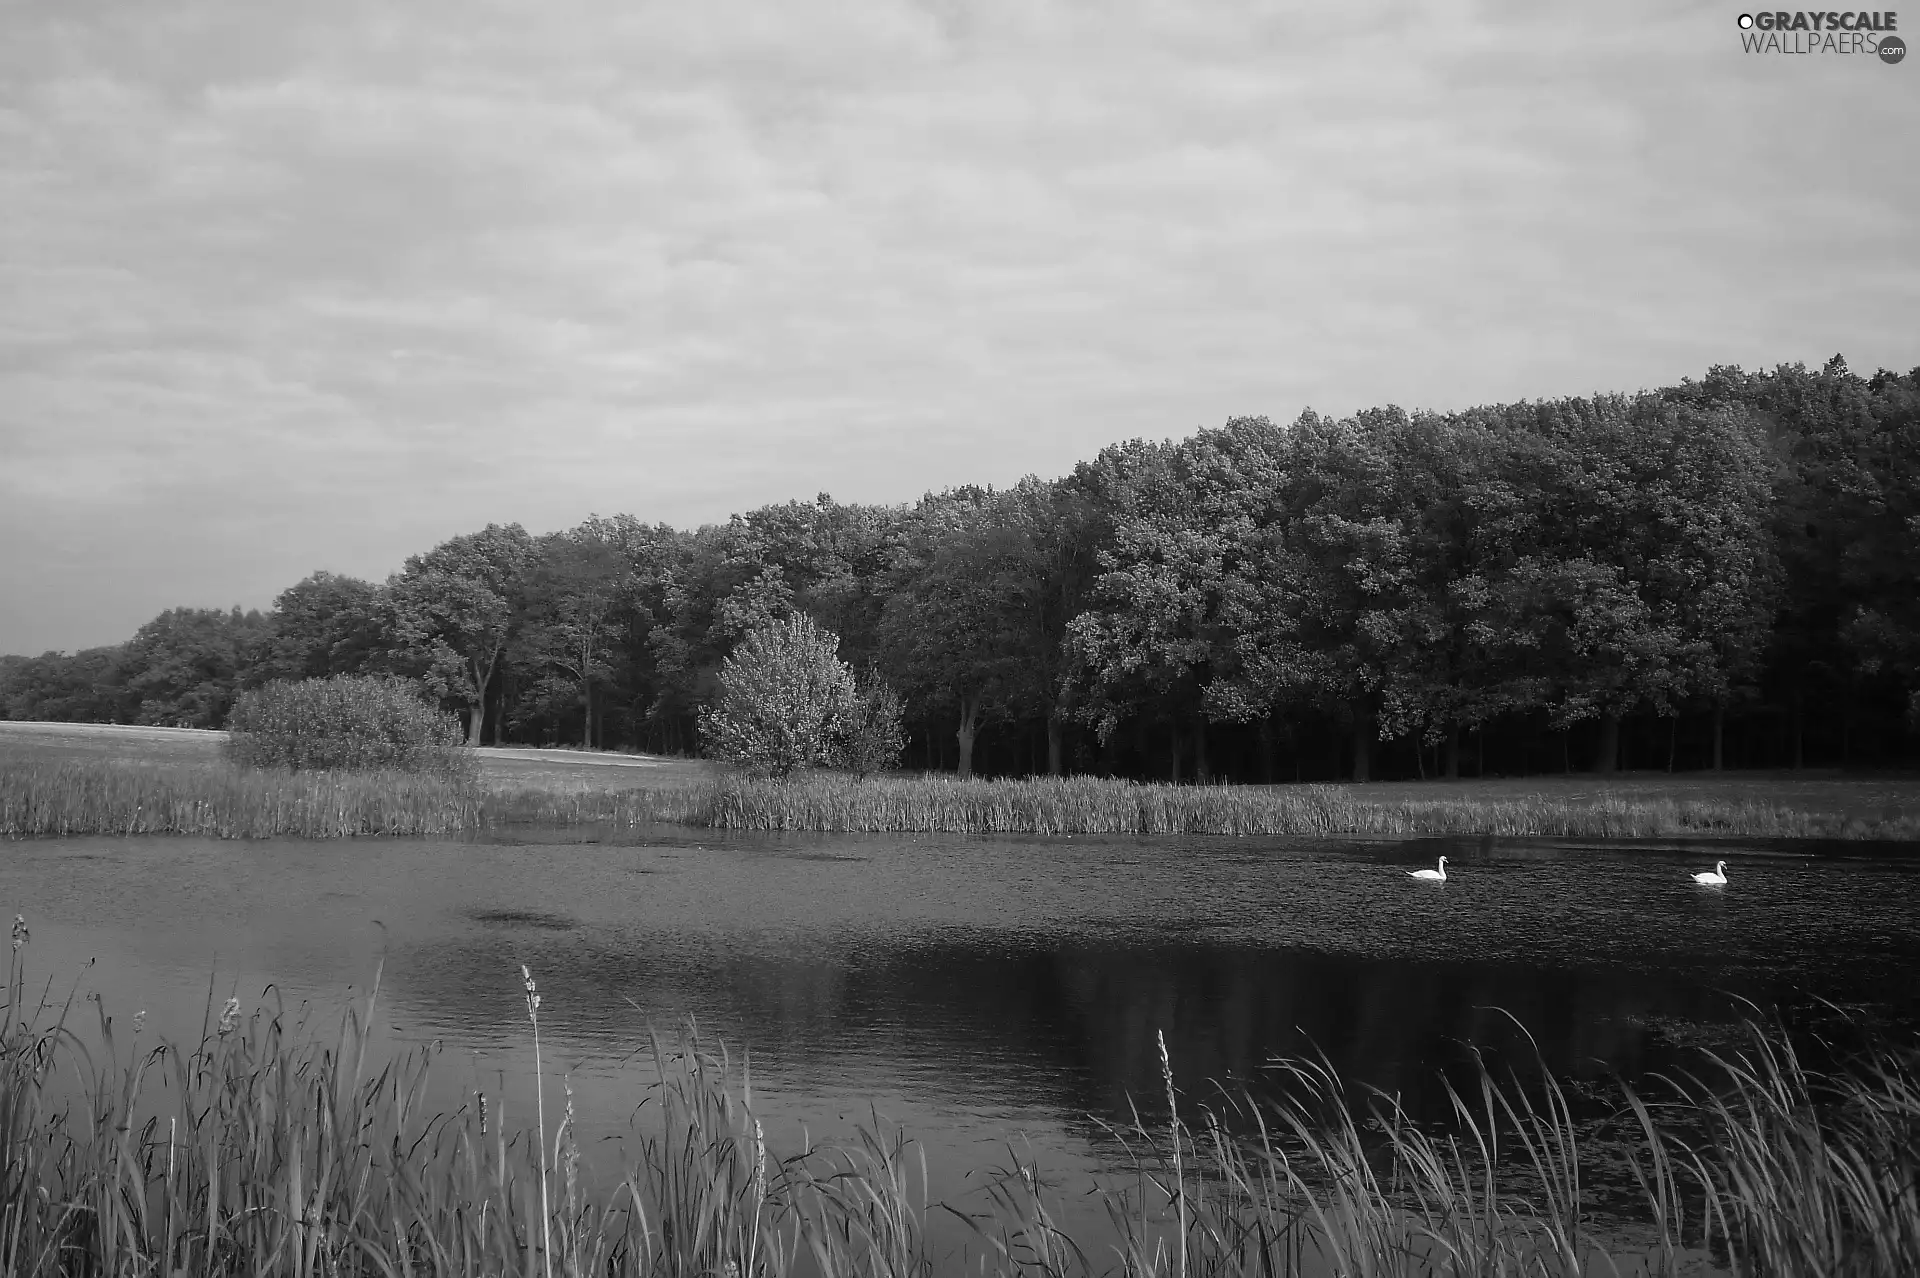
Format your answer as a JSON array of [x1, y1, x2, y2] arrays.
[[0, 756, 483, 837], [686, 772, 1920, 840], [7, 755, 1920, 841], [4, 926, 1918, 1277]]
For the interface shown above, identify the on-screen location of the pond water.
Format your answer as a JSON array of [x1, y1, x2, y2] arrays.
[[6, 826, 1920, 1260]]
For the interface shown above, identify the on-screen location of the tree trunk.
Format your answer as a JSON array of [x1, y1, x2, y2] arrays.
[[956, 696, 980, 779], [1169, 721, 1184, 784], [1711, 704, 1725, 771], [583, 676, 594, 749], [1444, 723, 1461, 780], [1258, 717, 1276, 785], [1192, 712, 1210, 784], [468, 649, 502, 748], [1667, 714, 1678, 773], [467, 692, 486, 747], [1350, 704, 1371, 783], [1046, 713, 1064, 776], [1594, 712, 1621, 774], [1792, 690, 1805, 769]]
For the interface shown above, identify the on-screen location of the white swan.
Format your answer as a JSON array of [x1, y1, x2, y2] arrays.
[[1692, 860, 1729, 886], [1409, 856, 1447, 881]]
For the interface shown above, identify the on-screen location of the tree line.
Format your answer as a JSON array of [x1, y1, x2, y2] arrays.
[[4, 356, 1916, 781]]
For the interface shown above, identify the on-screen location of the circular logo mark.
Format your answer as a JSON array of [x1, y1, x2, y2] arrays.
[[1880, 34, 1907, 63], [1737, 13, 1754, 28]]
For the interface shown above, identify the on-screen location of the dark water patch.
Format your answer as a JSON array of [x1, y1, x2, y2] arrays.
[[468, 908, 578, 930], [7, 826, 1920, 1262]]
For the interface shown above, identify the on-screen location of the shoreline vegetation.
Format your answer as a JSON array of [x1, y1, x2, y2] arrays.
[[4, 753, 1920, 841], [4, 947, 1917, 1276]]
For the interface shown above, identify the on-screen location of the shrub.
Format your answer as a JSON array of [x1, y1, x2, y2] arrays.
[[832, 664, 907, 778], [226, 674, 475, 783], [698, 615, 858, 779]]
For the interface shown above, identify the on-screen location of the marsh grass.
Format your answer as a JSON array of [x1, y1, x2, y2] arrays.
[[0, 757, 484, 837], [686, 773, 1920, 841], [6, 922, 1919, 1277], [8, 757, 1920, 841]]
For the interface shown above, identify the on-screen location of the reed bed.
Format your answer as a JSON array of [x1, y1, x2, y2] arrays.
[[8, 756, 1920, 842], [5, 924, 1920, 1277], [0, 757, 482, 837], [687, 773, 1920, 841]]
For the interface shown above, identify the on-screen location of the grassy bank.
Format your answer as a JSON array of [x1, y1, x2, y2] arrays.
[[4, 942, 1917, 1277], [7, 756, 1920, 840]]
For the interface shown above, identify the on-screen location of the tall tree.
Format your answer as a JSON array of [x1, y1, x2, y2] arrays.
[[389, 524, 533, 746], [119, 606, 271, 728], [1474, 394, 1779, 771], [517, 527, 629, 748], [1070, 424, 1285, 781], [251, 572, 388, 686], [0, 646, 135, 723], [879, 488, 1013, 778], [962, 477, 1102, 774]]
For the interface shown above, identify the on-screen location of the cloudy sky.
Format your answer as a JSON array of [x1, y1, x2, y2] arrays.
[[2, 0, 1915, 655]]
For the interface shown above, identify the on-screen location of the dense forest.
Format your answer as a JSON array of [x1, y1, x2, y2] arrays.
[[5, 356, 1917, 782]]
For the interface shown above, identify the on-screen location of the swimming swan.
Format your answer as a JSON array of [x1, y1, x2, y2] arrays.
[[1692, 860, 1729, 886], [1409, 856, 1447, 881]]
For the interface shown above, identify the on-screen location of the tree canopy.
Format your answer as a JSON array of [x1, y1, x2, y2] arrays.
[[6, 357, 1916, 779]]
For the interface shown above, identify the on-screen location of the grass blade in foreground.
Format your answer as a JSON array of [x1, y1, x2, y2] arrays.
[[4, 933, 1918, 1275]]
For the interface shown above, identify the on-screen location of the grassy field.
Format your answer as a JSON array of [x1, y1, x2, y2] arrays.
[[4, 942, 1916, 1277], [0, 720, 714, 790], [4, 720, 1918, 840]]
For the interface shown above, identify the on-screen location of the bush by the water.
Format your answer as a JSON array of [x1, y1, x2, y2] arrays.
[[226, 674, 474, 782], [698, 614, 863, 779]]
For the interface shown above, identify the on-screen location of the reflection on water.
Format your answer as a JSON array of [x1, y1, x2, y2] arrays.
[[5, 826, 1919, 1232]]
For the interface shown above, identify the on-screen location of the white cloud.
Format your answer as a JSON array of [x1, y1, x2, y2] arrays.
[[2, 0, 1916, 652]]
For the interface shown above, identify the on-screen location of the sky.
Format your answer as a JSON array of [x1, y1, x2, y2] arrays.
[[2, 0, 1916, 656]]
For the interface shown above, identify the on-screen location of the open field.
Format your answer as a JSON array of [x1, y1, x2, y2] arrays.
[[4, 721, 1918, 839], [0, 719, 713, 791]]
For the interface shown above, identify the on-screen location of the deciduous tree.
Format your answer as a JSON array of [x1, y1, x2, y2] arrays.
[[388, 524, 533, 746], [699, 613, 859, 778]]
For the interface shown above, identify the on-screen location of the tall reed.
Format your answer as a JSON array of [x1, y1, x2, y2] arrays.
[[0, 757, 482, 837], [686, 772, 1920, 841], [7, 923, 1918, 1276], [9, 757, 1918, 842]]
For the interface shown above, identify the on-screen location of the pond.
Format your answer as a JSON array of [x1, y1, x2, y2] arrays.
[[6, 826, 1920, 1260]]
